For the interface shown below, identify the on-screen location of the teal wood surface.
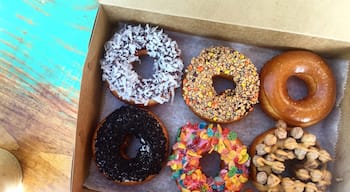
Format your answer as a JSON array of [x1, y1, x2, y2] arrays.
[[1, 0, 97, 101], [0, 0, 97, 191]]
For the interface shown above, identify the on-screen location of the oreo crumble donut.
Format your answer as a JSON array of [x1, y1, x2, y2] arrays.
[[92, 106, 169, 184], [101, 24, 184, 106], [183, 46, 259, 123], [250, 120, 332, 192]]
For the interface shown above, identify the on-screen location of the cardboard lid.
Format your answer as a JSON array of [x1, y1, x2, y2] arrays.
[[99, 0, 350, 43]]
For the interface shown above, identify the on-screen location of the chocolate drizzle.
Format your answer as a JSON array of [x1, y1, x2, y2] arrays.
[[94, 106, 167, 183]]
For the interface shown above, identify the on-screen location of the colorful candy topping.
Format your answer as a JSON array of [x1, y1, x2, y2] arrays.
[[168, 122, 250, 192], [183, 47, 259, 123]]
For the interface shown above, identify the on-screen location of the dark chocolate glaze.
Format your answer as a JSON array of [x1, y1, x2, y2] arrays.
[[94, 106, 167, 182]]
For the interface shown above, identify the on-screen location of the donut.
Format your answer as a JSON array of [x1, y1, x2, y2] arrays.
[[183, 46, 259, 123], [168, 122, 250, 191], [101, 24, 184, 106], [259, 51, 336, 127], [92, 106, 169, 184], [250, 120, 332, 192]]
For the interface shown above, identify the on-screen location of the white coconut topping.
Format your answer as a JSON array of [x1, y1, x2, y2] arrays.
[[101, 24, 184, 106]]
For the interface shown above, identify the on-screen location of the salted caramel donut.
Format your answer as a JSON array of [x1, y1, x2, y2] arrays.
[[260, 51, 336, 127], [101, 24, 184, 106], [183, 47, 260, 123], [250, 120, 332, 192], [168, 122, 250, 191], [92, 106, 169, 185]]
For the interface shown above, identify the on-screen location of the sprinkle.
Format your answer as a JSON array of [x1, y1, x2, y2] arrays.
[[217, 140, 225, 153], [228, 131, 237, 140], [228, 167, 237, 177], [200, 131, 208, 139], [180, 173, 186, 180], [239, 175, 248, 183], [215, 176, 223, 182], [188, 150, 201, 157], [172, 171, 181, 179], [238, 150, 249, 164], [199, 122, 207, 129], [207, 102, 212, 107], [171, 163, 182, 170], [207, 128, 214, 137], [169, 154, 176, 160], [177, 143, 186, 149], [197, 66, 204, 72]]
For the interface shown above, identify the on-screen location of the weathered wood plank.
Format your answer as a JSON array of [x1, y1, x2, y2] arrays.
[[0, 0, 97, 191]]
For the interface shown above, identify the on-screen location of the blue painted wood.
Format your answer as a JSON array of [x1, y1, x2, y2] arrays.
[[0, 0, 98, 191], [1, 0, 97, 102]]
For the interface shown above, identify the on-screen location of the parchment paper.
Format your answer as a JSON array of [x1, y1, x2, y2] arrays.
[[83, 25, 349, 192]]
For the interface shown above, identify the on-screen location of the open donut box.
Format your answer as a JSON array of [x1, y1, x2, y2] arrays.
[[72, 0, 350, 191]]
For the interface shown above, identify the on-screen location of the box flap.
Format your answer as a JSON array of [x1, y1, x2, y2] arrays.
[[99, 0, 350, 43]]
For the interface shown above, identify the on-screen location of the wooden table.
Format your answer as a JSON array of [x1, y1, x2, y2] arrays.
[[0, 1, 97, 191]]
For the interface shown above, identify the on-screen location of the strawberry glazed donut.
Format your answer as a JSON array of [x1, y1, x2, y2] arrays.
[[259, 51, 336, 127], [101, 24, 184, 106], [168, 122, 250, 192]]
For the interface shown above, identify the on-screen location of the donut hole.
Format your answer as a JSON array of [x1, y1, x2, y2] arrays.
[[287, 76, 308, 101], [212, 76, 236, 95], [281, 159, 305, 178], [133, 52, 156, 79], [120, 134, 143, 159], [199, 151, 222, 177]]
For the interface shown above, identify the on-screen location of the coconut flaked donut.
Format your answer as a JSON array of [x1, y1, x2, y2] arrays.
[[250, 120, 332, 192], [92, 106, 169, 184], [183, 47, 259, 123], [101, 24, 184, 106]]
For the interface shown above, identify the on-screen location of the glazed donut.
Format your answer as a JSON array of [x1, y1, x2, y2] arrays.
[[250, 120, 332, 192], [183, 47, 260, 123], [259, 51, 336, 127], [92, 106, 169, 184], [101, 24, 184, 106], [168, 122, 250, 191]]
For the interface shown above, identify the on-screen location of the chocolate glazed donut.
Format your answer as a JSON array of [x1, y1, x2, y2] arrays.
[[259, 51, 336, 127], [92, 106, 169, 185]]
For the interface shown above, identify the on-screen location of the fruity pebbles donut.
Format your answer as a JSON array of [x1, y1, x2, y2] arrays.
[[101, 24, 184, 106], [168, 122, 250, 192], [183, 47, 259, 123]]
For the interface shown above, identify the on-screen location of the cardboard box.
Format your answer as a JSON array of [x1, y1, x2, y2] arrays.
[[72, 0, 350, 191]]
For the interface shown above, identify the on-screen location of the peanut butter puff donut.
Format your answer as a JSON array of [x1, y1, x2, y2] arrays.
[[183, 47, 260, 123], [259, 51, 336, 127], [250, 120, 332, 192], [92, 106, 169, 185]]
